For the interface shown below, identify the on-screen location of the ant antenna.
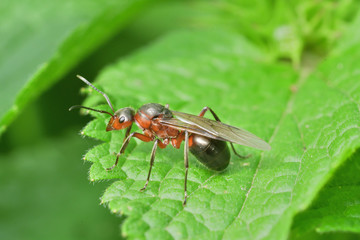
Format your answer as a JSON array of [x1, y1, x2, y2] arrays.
[[76, 75, 115, 114], [69, 105, 113, 117]]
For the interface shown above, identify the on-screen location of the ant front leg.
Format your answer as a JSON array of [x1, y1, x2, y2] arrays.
[[123, 125, 132, 143], [106, 132, 153, 171], [199, 107, 251, 159]]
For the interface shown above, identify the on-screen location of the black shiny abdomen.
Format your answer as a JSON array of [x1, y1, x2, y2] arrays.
[[190, 135, 230, 171]]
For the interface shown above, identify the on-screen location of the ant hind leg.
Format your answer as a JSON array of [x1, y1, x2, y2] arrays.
[[199, 106, 251, 159]]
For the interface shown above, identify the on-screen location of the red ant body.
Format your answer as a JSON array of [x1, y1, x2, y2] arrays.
[[70, 75, 270, 205]]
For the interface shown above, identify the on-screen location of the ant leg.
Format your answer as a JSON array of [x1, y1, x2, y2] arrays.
[[229, 143, 251, 159], [140, 139, 159, 191], [140, 139, 168, 191], [183, 130, 189, 206], [106, 132, 153, 171], [123, 125, 132, 143], [199, 107, 251, 159], [112, 125, 133, 155], [171, 132, 185, 149]]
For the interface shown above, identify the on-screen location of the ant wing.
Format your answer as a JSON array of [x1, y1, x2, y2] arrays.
[[159, 118, 229, 141], [160, 111, 271, 150]]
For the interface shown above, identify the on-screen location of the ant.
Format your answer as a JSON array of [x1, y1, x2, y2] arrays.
[[70, 75, 271, 205]]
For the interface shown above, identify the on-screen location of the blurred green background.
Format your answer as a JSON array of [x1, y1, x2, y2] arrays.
[[1, 0, 360, 239]]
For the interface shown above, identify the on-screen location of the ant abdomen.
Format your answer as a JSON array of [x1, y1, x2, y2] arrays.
[[190, 134, 230, 171]]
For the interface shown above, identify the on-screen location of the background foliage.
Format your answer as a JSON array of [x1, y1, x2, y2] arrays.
[[1, 1, 360, 240]]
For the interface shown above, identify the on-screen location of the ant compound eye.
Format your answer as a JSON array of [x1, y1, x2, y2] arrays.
[[119, 116, 125, 123]]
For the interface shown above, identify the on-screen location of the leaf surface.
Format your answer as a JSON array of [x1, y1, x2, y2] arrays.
[[290, 149, 360, 238], [81, 29, 360, 239]]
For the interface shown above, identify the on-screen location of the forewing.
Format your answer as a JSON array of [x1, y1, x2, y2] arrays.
[[162, 111, 271, 150], [159, 118, 228, 141]]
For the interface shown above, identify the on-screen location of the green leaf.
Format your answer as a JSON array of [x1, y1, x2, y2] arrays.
[[82, 29, 296, 238], [0, 0, 150, 135], [80, 29, 360, 239], [290, 149, 360, 238]]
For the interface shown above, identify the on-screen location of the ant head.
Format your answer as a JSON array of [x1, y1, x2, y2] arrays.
[[69, 75, 134, 131], [106, 107, 135, 131]]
